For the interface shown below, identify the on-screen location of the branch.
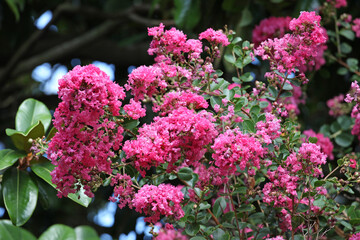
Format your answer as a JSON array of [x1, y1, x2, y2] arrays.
[[10, 19, 120, 78], [0, 3, 174, 84]]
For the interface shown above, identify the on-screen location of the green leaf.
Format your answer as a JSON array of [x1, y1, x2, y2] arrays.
[[210, 96, 222, 109], [6, 121, 45, 151], [178, 167, 193, 181], [0, 149, 26, 170], [297, 203, 309, 213], [250, 105, 261, 116], [330, 121, 341, 133], [243, 119, 255, 133], [5, 0, 20, 21], [259, 101, 269, 109], [123, 119, 140, 131], [190, 237, 206, 240], [335, 132, 354, 147], [283, 82, 293, 91], [16, 98, 51, 133], [3, 168, 38, 226], [239, 7, 252, 27], [240, 72, 254, 82], [314, 180, 326, 187], [199, 202, 211, 210], [31, 162, 92, 207], [224, 54, 236, 64], [39, 224, 76, 240], [212, 228, 230, 240], [337, 67, 348, 75], [185, 223, 200, 236], [337, 115, 353, 130], [0, 220, 36, 240], [347, 58, 359, 72], [237, 204, 255, 212], [174, 0, 201, 29], [308, 137, 318, 144], [340, 29, 355, 41], [75, 226, 100, 240], [340, 42, 352, 54], [213, 197, 227, 218], [268, 86, 278, 98]]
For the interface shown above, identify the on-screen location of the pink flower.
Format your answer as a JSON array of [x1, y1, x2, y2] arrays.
[[212, 128, 265, 176], [123, 99, 146, 120], [156, 91, 208, 116], [327, 0, 347, 8], [199, 28, 230, 46], [350, 232, 360, 240], [47, 64, 125, 198], [353, 18, 360, 38], [132, 184, 184, 223], [125, 65, 166, 100], [252, 16, 291, 46], [255, 11, 327, 84], [327, 94, 350, 117], [350, 159, 357, 169], [109, 174, 135, 209], [303, 129, 334, 160], [123, 107, 218, 176], [285, 143, 327, 177], [155, 229, 188, 240], [266, 237, 285, 240], [256, 113, 281, 144]]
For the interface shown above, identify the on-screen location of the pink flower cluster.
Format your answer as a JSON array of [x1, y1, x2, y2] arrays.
[[125, 65, 166, 101], [109, 174, 135, 209], [345, 82, 360, 140], [327, 0, 347, 8], [155, 91, 208, 116], [148, 23, 202, 59], [252, 16, 291, 46], [255, 11, 327, 84], [123, 107, 218, 176], [263, 166, 299, 208], [132, 184, 184, 223], [266, 236, 285, 240], [327, 94, 349, 117], [353, 18, 360, 38], [47, 65, 125, 198], [155, 229, 188, 240], [256, 113, 281, 144], [285, 143, 327, 177], [123, 99, 146, 120], [350, 232, 360, 240], [211, 128, 265, 176], [303, 129, 334, 160], [199, 28, 230, 46]]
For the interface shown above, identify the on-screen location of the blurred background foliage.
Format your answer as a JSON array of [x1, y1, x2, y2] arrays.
[[1, 0, 360, 239]]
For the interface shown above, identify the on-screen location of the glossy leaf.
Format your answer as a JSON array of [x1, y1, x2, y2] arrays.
[[0, 149, 26, 170], [15, 98, 52, 133], [75, 226, 100, 240], [6, 121, 45, 151], [31, 162, 92, 207], [0, 220, 36, 240], [178, 167, 193, 181], [39, 224, 76, 240], [3, 168, 38, 226], [335, 132, 354, 147], [239, 7, 252, 27], [174, 0, 201, 29]]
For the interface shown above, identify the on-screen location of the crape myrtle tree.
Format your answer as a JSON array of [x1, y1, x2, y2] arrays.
[[2, 0, 360, 239]]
